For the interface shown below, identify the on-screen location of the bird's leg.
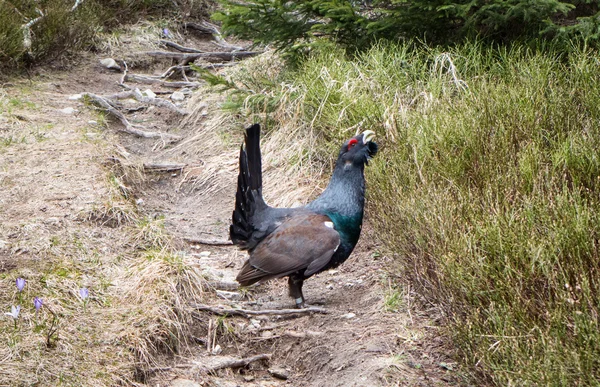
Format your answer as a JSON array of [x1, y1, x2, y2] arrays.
[[288, 274, 305, 309]]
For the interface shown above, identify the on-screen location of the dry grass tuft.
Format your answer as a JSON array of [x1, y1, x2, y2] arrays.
[[116, 248, 205, 368]]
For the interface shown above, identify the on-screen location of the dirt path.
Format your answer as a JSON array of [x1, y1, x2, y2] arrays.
[[1, 30, 460, 386]]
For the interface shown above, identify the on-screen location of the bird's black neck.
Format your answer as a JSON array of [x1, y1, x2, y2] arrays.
[[307, 160, 366, 248], [308, 161, 365, 215]]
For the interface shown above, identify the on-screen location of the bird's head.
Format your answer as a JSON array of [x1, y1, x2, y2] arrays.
[[338, 130, 378, 168]]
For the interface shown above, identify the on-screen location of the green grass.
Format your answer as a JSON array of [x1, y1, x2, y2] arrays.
[[223, 41, 600, 385]]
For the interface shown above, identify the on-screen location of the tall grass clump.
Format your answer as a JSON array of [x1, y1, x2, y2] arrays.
[[227, 42, 600, 385], [0, 0, 211, 69]]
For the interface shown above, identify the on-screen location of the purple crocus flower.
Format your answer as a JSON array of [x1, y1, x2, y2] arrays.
[[5, 305, 20, 319], [162, 28, 171, 38], [16, 278, 25, 291], [34, 297, 43, 311], [79, 288, 89, 300]]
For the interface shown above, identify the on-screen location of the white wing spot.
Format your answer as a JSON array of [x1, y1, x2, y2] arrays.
[[324, 221, 334, 229], [333, 243, 339, 252]]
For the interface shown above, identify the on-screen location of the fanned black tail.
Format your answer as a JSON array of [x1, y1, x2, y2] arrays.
[[230, 124, 264, 248]]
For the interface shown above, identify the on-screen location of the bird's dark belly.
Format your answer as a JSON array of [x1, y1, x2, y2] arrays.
[[324, 242, 356, 271]]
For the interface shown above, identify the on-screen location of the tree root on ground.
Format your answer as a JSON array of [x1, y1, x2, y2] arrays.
[[83, 93, 181, 141], [192, 304, 329, 317]]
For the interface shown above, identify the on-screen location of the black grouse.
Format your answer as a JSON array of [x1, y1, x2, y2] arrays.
[[230, 124, 378, 308]]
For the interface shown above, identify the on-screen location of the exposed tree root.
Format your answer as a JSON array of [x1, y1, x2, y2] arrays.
[[83, 93, 181, 140], [182, 21, 245, 52], [124, 74, 202, 88], [143, 50, 261, 65], [177, 354, 271, 373], [160, 40, 203, 53], [143, 162, 187, 172], [192, 304, 330, 317], [202, 281, 240, 291], [105, 88, 188, 115], [184, 237, 233, 246]]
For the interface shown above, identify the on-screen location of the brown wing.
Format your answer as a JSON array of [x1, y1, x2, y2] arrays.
[[236, 213, 340, 285]]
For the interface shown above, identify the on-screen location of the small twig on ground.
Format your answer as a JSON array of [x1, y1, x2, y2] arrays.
[[185, 236, 233, 246], [160, 40, 203, 53], [192, 304, 329, 317], [83, 93, 181, 140], [206, 318, 213, 352]]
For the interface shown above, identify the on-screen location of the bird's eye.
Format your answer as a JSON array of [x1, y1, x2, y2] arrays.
[[347, 138, 358, 150]]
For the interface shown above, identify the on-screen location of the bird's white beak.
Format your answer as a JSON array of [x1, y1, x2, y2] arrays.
[[362, 130, 375, 143]]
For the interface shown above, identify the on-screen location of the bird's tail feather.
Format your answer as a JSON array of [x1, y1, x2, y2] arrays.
[[230, 124, 264, 247]]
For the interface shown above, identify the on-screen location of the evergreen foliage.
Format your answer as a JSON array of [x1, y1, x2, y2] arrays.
[[214, 0, 600, 49]]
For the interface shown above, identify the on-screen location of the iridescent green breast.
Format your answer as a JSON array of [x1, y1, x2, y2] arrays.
[[326, 211, 363, 247]]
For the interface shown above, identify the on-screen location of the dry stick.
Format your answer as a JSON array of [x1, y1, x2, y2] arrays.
[[185, 237, 233, 246], [143, 162, 187, 172], [125, 74, 201, 88], [192, 304, 329, 317], [206, 319, 213, 352], [143, 50, 261, 65], [83, 93, 180, 140], [160, 40, 203, 53]]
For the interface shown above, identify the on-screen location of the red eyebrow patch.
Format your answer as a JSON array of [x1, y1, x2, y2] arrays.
[[348, 138, 358, 150]]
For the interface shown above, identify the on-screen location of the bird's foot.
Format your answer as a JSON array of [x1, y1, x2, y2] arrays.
[[294, 297, 306, 309]]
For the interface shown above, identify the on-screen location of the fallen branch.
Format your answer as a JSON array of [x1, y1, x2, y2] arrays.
[[160, 40, 203, 53], [143, 50, 261, 65], [185, 237, 233, 246], [83, 93, 180, 140], [192, 304, 329, 317], [143, 162, 186, 172], [183, 21, 245, 52], [125, 74, 201, 88]]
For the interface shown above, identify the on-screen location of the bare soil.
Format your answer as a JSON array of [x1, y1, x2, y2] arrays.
[[0, 28, 462, 387]]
